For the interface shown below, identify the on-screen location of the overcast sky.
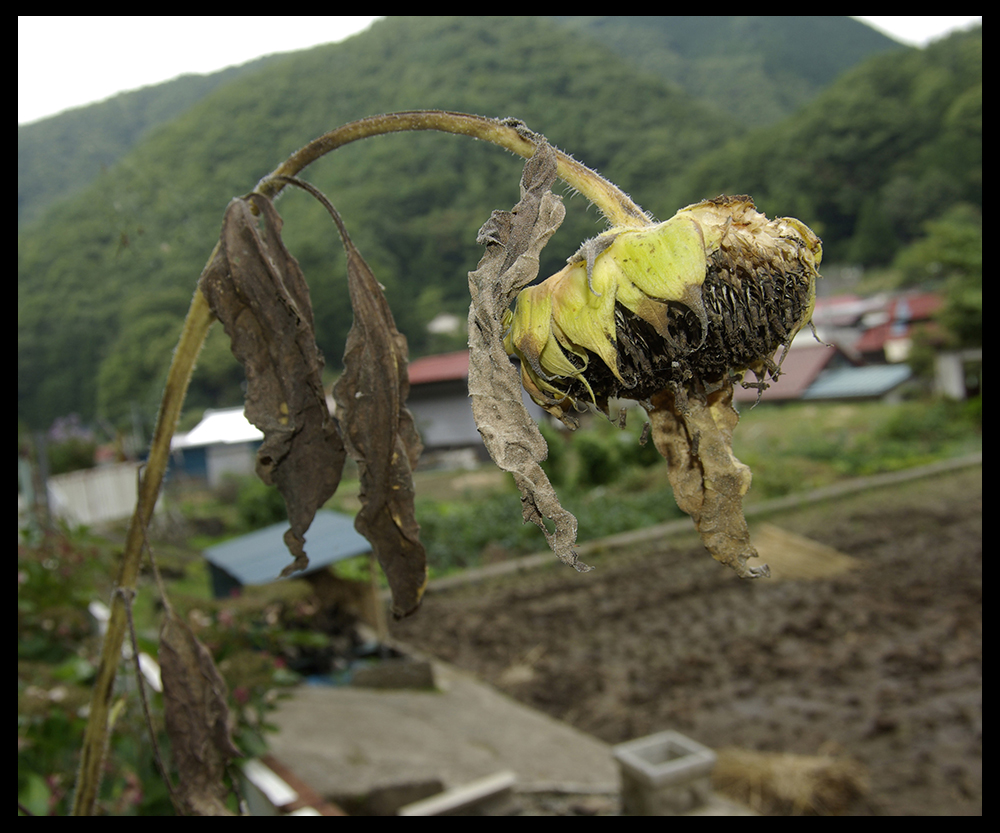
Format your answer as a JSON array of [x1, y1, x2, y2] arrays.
[[18, 16, 981, 125]]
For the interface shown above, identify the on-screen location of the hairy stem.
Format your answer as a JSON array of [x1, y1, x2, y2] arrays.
[[258, 110, 651, 228], [72, 281, 215, 815]]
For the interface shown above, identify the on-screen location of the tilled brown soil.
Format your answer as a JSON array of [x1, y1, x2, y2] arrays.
[[392, 465, 982, 815]]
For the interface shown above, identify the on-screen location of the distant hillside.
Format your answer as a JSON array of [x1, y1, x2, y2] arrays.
[[17, 54, 284, 228], [17, 17, 979, 434], [678, 25, 982, 264], [17, 16, 902, 231], [552, 16, 907, 126], [18, 15, 738, 429]]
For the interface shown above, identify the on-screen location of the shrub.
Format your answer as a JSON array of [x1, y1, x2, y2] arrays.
[[236, 478, 287, 531], [573, 431, 622, 488]]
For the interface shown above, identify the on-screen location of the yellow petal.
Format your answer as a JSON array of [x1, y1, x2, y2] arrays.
[[606, 215, 713, 303], [547, 261, 622, 381], [505, 282, 595, 407]]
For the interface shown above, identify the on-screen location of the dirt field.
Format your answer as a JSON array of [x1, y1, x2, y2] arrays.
[[392, 464, 982, 815]]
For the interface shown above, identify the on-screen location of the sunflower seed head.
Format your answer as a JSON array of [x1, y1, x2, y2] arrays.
[[504, 196, 822, 423]]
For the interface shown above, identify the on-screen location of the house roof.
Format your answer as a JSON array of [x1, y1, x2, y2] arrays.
[[733, 343, 844, 403], [203, 509, 371, 587], [172, 407, 262, 449], [802, 363, 913, 400], [854, 291, 943, 354], [408, 350, 470, 385], [811, 294, 884, 328]]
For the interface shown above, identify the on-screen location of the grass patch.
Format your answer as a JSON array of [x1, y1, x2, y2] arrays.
[[733, 398, 981, 499]]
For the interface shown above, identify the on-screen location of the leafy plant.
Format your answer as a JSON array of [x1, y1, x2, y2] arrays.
[[234, 477, 287, 531], [18, 526, 301, 815], [72, 110, 825, 814]]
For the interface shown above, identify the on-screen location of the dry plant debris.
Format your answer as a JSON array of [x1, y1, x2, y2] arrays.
[[199, 185, 428, 617], [159, 609, 241, 816]]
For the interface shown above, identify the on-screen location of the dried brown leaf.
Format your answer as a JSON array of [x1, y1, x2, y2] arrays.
[[324, 197, 428, 618], [159, 610, 240, 816], [198, 196, 346, 577], [648, 383, 769, 578], [466, 137, 590, 572]]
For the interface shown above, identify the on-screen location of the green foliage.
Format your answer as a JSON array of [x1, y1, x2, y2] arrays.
[[416, 491, 542, 572], [16, 18, 982, 434], [235, 478, 287, 531], [414, 477, 684, 575], [681, 26, 982, 264], [893, 203, 982, 348], [554, 15, 905, 128], [46, 438, 97, 476], [733, 398, 982, 497], [573, 431, 622, 488], [18, 528, 173, 815], [416, 413, 682, 573], [541, 414, 659, 490], [17, 524, 302, 814], [538, 420, 570, 486], [18, 55, 285, 228]]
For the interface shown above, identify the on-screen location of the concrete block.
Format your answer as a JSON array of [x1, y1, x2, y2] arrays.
[[613, 730, 717, 815]]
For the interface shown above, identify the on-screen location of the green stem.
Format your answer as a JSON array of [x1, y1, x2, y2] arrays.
[[72, 281, 215, 815], [258, 110, 651, 228]]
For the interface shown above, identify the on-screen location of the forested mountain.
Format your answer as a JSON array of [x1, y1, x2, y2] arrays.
[[678, 26, 982, 266], [552, 16, 907, 126], [18, 16, 904, 233], [17, 17, 980, 433], [17, 54, 284, 228]]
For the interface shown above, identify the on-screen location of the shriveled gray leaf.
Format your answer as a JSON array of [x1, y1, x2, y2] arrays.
[[467, 139, 590, 572], [198, 196, 346, 577], [159, 609, 240, 816]]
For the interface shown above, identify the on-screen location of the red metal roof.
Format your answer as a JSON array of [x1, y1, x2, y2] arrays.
[[854, 292, 943, 354], [407, 350, 470, 385], [733, 343, 846, 403]]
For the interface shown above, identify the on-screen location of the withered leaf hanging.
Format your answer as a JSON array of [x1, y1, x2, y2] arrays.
[[315, 184, 430, 619], [199, 182, 428, 617], [199, 195, 346, 578], [647, 384, 767, 578], [159, 609, 241, 816], [467, 133, 590, 572]]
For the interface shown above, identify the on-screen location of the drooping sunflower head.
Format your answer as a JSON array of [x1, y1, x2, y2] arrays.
[[503, 195, 822, 422]]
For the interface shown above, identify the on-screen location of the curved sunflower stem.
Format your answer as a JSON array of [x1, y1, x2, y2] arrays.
[[258, 110, 652, 228]]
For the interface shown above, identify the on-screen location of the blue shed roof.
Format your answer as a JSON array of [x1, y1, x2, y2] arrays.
[[203, 509, 371, 588], [802, 363, 913, 400]]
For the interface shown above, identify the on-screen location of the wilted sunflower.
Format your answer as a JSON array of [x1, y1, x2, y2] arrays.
[[504, 195, 823, 424]]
